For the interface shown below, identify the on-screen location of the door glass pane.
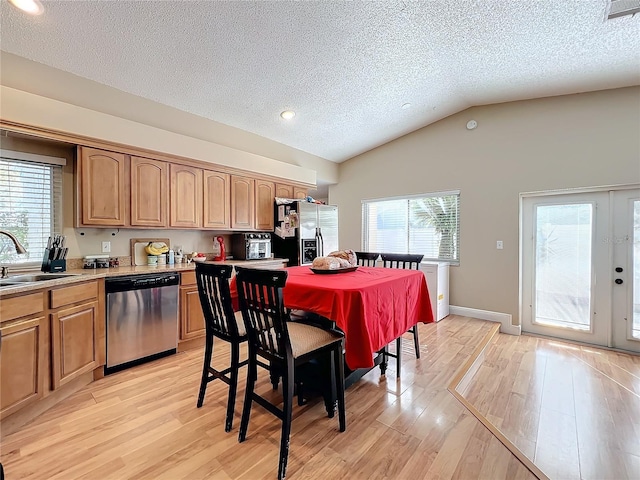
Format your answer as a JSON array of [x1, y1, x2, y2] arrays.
[[534, 204, 593, 330], [633, 200, 640, 339]]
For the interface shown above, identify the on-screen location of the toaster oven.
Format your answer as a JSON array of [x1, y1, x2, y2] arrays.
[[231, 233, 272, 260]]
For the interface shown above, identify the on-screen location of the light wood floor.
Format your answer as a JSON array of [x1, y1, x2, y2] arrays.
[[459, 333, 640, 480], [6, 316, 626, 480]]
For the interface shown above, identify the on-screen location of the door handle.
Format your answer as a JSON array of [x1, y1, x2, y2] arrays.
[[615, 278, 623, 285]]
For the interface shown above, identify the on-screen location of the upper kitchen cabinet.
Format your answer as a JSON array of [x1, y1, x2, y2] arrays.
[[293, 186, 308, 199], [170, 164, 203, 228], [276, 183, 307, 201], [255, 180, 275, 231], [77, 147, 128, 226], [203, 170, 230, 229], [231, 175, 255, 229], [130, 156, 168, 227], [275, 183, 294, 198]]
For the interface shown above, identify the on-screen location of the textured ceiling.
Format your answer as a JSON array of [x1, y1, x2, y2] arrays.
[[1, 0, 639, 163]]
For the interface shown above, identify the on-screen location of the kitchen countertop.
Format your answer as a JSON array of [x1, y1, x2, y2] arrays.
[[0, 258, 289, 297]]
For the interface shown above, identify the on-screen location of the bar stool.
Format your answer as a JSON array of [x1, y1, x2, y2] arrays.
[[235, 266, 346, 480]]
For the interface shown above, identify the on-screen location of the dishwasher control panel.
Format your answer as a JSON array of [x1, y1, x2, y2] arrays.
[[105, 273, 179, 293]]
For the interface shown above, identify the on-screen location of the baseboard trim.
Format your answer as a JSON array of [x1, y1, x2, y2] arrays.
[[450, 306, 521, 336]]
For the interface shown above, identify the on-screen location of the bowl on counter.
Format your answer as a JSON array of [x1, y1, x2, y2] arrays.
[[191, 256, 207, 263]]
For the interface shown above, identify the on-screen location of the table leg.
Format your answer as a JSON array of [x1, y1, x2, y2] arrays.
[[380, 345, 388, 376]]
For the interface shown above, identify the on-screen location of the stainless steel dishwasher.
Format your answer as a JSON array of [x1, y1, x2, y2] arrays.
[[105, 272, 180, 374]]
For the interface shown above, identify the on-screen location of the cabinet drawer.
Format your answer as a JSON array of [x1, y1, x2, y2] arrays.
[[50, 282, 98, 309], [0, 292, 45, 323], [181, 271, 196, 286]]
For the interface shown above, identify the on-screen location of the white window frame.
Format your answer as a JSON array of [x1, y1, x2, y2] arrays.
[[362, 190, 460, 264]]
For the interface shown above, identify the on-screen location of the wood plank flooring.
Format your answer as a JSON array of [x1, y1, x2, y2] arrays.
[[0, 317, 557, 479], [458, 333, 640, 480]]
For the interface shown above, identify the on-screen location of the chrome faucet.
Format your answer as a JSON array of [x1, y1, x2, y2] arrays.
[[0, 230, 27, 278]]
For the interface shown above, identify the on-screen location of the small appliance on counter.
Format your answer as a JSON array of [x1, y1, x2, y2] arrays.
[[83, 254, 110, 269], [231, 233, 272, 260], [213, 236, 226, 261]]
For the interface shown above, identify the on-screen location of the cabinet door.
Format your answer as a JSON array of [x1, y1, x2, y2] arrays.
[[231, 175, 255, 230], [275, 183, 294, 198], [255, 180, 275, 231], [78, 147, 128, 226], [51, 302, 99, 389], [0, 317, 46, 419], [170, 164, 203, 228], [293, 187, 308, 199], [203, 170, 231, 229], [131, 156, 168, 227], [180, 287, 206, 341]]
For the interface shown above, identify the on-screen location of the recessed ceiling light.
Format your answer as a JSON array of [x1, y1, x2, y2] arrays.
[[280, 110, 296, 120], [401, 103, 412, 110], [8, 0, 44, 15]]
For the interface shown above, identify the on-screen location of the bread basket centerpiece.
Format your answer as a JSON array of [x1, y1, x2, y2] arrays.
[[310, 249, 358, 274]]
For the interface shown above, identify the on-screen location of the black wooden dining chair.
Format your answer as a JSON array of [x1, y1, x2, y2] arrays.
[[235, 267, 346, 480], [355, 251, 380, 266], [380, 253, 425, 375], [195, 262, 250, 432]]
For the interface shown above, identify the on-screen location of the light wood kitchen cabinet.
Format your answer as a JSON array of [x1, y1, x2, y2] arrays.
[[50, 301, 99, 389], [276, 183, 307, 201], [131, 156, 168, 227], [0, 316, 46, 420], [77, 146, 128, 226], [293, 186, 308, 199], [255, 180, 275, 231], [179, 271, 205, 341], [50, 281, 101, 390], [170, 164, 203, 228], [231, 175, 255, 229], [275, 183, 294, 198], [203, 170, 231, 229]]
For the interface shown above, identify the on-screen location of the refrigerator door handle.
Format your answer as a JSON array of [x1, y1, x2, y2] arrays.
[[318, 227, 324, 256]]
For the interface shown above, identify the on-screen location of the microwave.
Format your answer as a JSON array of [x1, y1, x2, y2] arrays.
[[231, 233, 272, 260]]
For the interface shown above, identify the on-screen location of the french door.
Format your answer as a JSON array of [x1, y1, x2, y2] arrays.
[[521, 187, 640, 353]]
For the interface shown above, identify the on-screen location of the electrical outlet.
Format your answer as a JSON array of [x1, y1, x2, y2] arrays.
[[496, 240, 503, 250], [102, 241, 111, 253]]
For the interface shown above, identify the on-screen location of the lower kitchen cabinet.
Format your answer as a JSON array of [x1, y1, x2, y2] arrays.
[[0, 316, 47, 420], [50, 301, 100, 389], [180, 271, 206, 341]]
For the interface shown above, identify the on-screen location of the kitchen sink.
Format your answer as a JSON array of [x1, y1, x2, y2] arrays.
[[0, 273, 81, 286]]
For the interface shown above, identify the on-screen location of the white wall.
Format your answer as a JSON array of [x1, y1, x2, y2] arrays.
[[331, 87, 640, 325]]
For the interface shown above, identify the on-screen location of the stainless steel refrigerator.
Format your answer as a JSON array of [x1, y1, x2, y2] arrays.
[[272, 201, 339, 266]]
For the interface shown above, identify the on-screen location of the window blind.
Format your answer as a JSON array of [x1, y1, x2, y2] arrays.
[[0, 157, 63, 265], [362, 191, 460, 263]]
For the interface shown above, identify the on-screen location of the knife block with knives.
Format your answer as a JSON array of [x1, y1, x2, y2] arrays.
[[41, 235, 68, 273]]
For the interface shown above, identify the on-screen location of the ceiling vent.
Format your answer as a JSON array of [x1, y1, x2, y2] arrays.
[[607, 0, 640, 19]]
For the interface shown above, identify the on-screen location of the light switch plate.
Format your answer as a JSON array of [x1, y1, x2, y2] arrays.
[[102, 241, 111, 253], [496, 240, 503, 250]]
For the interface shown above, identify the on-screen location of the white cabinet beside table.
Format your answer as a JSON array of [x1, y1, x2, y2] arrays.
[[419, 262, 449, 322]]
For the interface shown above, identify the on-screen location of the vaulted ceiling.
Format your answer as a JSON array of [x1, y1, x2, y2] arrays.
[[1, 0, 639, 163]]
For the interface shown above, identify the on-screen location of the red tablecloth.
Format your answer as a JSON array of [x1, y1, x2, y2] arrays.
[[231, 266, 433, 369]]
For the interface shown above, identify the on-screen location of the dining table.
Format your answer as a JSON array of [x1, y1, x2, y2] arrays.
[[231, 265, 434, 371]]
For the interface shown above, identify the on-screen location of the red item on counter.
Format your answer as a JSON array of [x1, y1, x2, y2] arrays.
[[214, 236, 226, 261]]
